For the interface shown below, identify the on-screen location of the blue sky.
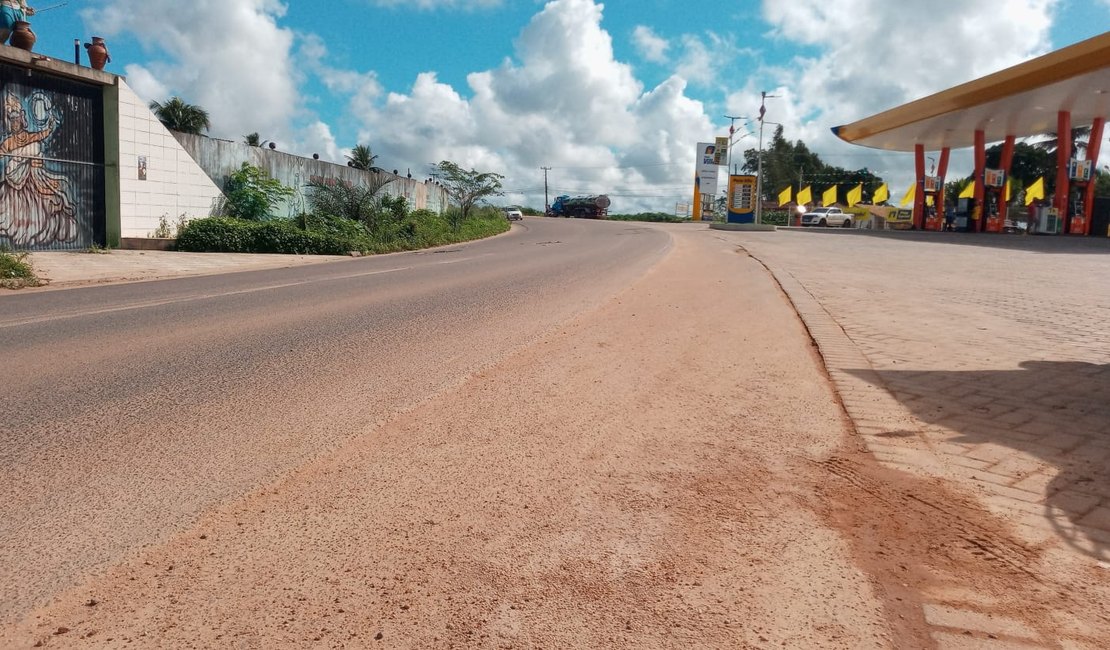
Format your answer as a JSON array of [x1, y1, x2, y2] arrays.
[[24, 0, 1110, 211]]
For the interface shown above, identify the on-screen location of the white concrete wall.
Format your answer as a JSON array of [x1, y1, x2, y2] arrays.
[[116, 80, 224, 238]]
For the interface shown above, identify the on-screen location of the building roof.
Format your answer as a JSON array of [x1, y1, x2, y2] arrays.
[[832, 31, 1110, 152]]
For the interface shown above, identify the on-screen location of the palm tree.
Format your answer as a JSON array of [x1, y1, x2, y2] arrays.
[[243, 132, 269, 147], [149, 97, 211, 135], [1033, 126, 1092, 157], [346, 144, 379, 171]]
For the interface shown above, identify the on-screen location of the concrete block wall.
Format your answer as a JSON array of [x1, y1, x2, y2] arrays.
[[172, 133, 449, 217], [116, 80, 224, 238]]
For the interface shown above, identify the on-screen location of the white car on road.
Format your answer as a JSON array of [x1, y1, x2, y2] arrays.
[[801, 207, 853, 228]]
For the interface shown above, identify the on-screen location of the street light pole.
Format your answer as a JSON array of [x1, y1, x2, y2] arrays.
[[754, 91, 779, 225], [723, 114, 749, 178]]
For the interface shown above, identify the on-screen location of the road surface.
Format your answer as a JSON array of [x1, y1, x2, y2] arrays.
[[2, 219, 1090, 648]]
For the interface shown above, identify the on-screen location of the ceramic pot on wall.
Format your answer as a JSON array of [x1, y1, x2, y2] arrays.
[[10, 21, 36, 52], [85, 37, 110, 70]]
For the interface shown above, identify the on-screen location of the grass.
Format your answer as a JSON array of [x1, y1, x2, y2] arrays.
[[609, 212, 689, 223], [0, 248, 42, 289]]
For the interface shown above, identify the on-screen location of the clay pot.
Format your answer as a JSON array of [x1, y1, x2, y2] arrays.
[[10, 21, 36, 52], [85, 37, 109, 70]]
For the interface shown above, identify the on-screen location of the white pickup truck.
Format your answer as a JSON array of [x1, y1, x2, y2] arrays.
[[801, 206, 853, 228]]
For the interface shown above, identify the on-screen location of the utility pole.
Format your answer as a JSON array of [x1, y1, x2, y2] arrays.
[[541, 166, 552, 214]]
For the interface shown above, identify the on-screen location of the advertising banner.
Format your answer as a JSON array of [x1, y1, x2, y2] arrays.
[[696, 142, 720, 198]]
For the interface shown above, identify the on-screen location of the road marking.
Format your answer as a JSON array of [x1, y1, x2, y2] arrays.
[[0, 265, 416, 328]]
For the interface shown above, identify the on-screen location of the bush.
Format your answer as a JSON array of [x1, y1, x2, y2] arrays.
[[215, 163, 295, 221], [0, 247, 40, 288], [177, 205, 509, 256], [761, 210, 790, 226], [609, 212, 688, 223], [177, 217, 368, 255]]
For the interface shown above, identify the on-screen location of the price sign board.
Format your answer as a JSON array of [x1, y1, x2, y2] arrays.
[[727, 175, 758, 223]]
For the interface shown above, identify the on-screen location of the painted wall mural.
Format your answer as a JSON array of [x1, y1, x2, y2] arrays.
[[0, 65, 104, 251]]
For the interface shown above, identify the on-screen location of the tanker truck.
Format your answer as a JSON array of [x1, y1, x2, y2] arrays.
[[547, 194, 611, 219]]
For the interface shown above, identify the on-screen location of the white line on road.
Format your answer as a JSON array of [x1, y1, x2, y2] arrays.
[[0, 265, 415, 329]]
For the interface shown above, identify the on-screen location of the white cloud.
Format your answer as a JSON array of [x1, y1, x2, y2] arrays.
[[632, 25, 670, 63], [753, 0, 1058, 191], [345, 0, 714, 211], [83, 0, 1075, 212], [84, 0, 303, 145]]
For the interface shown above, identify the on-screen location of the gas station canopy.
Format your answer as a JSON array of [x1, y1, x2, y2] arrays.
[[832, 32, 1110, 152]]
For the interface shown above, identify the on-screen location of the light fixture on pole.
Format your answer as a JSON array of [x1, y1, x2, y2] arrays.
[[723, 115, 750, 177], [754, 91, 779, 225]]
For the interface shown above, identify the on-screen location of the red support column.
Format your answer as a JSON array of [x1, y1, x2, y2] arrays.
[[1083, 118, 1105, 236], [914, 144, 926, 230], [998, 135, 1016, 227], [973, 130, 986, 232], [936, 147, 951, 229], [1056, 111, 1072, 232]]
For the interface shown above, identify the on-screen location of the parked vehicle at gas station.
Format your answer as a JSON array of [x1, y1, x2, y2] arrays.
[[801, 206, 853, 228]]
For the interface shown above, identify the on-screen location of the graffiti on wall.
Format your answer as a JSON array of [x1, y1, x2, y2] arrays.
[[0, 90, 79, 247], [0, 66, 105, 251]]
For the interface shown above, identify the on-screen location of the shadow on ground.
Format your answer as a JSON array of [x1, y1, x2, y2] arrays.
[[785, 228, 1110, 255], [854, 361, 1110, 562]]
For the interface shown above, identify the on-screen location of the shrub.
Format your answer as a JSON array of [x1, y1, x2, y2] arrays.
[[215, 163, 295, 221], [0, 247, 40, 288], [609, 212, 687, 223], [177, 206, 509, 257], [760, 210, 790, 226], [177, 217, 366, 255]]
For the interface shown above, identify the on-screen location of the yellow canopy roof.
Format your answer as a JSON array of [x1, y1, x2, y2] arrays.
[[832, 31, 1110, 152]]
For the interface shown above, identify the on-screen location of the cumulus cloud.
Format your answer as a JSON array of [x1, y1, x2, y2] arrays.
[[632, 26, 670, 63], [347, 0, 714, 210], [754, 0, 1057, 189], [84, 0, 302, 146], [82, 0, 1073, 211]]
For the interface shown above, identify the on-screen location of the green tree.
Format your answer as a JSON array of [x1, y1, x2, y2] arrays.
[[740, 125, 885, 204], [346, 144, 379, 171], [986, 142, 1056, 195], [216, 163, 294, 221], [1094, 169, 1110, 198], [306, 176, 396, 234], [433, 161, 504, 231], [149, 97, 211, 135]]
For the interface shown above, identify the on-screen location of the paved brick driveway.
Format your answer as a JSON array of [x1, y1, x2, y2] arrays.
[[728, 228, 1110, 647]]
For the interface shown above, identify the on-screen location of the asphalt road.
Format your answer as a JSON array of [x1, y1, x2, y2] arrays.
[[0, 217, 671, 625]]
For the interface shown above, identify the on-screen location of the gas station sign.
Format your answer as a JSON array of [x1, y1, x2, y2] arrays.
[[727, 175, 757, 223]]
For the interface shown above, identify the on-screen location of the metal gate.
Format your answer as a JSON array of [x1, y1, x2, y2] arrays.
[[0, 64, 105, 251]]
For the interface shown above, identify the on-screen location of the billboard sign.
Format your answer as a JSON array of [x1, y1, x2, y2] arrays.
[[696, 142, 720, 197]]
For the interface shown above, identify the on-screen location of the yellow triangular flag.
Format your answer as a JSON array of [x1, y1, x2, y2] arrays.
[[873, 183, 889, 204], [822, 185, 837, 207], [796, 186, 812, 206], [1025, 177, 1045, 206], [778, 186, 792, 207], [846, 183, 862, 208], [958, 180, 975, 199], [899, 184, 915, 207]]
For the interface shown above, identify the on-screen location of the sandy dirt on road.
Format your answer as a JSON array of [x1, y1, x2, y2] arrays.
[[3, 227, 1076, 648]]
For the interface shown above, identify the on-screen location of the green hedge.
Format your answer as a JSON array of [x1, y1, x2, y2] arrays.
[[176, 218, 363, 255], [177, 209, 509, 256], [609, 212, 688, 223]]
